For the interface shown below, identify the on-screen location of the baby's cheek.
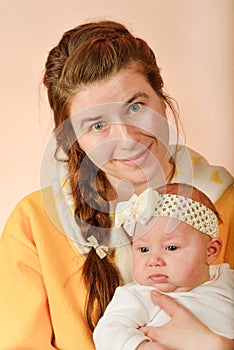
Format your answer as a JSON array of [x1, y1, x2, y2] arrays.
[[133, 265, 144, 284], [182, 266, 203, 285]]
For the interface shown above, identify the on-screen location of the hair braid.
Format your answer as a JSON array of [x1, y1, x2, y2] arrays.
[[43, 19, 181, 330], [67, 141, 120, 330]]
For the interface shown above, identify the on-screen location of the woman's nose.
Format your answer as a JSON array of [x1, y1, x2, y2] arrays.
[[112, 123, 138, 141]]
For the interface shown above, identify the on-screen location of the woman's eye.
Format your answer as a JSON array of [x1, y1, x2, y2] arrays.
[[140, 247, 149, 253], [166, 246, 177, 251], [129, 102, 142, 114], [91, 121, 105, 131]]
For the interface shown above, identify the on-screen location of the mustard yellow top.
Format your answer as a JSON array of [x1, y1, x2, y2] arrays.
[[0, 187, 93, 349], [0, 184, 233, 349]]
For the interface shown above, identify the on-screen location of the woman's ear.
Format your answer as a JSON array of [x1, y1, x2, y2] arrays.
[[206, 238, 222, 264]]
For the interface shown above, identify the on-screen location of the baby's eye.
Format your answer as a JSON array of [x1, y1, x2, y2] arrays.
[[129, 102, 142, 114], [166, 246, 178, 251], [140, 247, 149, 253], [91, 121, 105, 131]]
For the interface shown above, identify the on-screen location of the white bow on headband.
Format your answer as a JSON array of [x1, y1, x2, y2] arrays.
[[115, 187, 219, 238], [115, 188, 160, 236]]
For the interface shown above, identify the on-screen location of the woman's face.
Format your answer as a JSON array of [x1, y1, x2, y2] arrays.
[[69, 69, 172, 195]]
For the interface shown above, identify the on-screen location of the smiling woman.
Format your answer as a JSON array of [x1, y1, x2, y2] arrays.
[[0, 19, 233, 350], [69, 69, 173, 196]]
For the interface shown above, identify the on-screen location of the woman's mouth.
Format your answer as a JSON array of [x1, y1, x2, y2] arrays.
[[116, 146, 151, 167]]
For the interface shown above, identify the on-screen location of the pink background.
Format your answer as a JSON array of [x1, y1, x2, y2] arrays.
[[1, 0, 233, 232]]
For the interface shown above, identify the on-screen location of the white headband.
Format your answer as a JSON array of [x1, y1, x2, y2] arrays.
[[115, 188, 219, 238]]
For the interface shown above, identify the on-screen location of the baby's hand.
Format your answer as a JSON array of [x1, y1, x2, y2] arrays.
[[136, 340, 167, 350]]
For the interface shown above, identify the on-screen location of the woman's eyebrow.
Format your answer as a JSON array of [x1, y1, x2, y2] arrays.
[[125, 92, 149, 105], [79, 115, 101, 129]]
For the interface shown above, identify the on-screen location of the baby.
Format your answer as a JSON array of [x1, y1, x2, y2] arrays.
[[93, 183, 234, 350]]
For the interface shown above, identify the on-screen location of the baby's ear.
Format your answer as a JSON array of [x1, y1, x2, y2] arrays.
[[206, 238, 222, 264]]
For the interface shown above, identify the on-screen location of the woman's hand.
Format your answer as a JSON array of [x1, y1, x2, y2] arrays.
[[140, 291, 234, 350], [136, 340, 167, 350]]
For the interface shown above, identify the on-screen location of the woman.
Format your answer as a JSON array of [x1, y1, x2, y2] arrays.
[[0, 20, 233, 349]]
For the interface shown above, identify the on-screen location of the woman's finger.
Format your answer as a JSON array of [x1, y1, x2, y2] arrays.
[[150, 290, 184, 318]]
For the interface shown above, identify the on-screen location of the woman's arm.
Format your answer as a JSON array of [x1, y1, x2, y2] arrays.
[[140, 291, 234, 350], [215, 185, 234, 268], [0, 199, 56, 348]]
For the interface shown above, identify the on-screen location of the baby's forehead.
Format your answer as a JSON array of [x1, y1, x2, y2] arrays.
[[133, 216, 197, 243]]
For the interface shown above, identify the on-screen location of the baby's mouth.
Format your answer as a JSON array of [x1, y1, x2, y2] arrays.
[[149, 274, 168, 283]]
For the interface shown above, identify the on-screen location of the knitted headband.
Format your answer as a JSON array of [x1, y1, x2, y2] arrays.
[[115, 188, 219, 238]]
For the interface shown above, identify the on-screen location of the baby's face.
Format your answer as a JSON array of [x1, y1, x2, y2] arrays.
[[132, 216, 211, 292]]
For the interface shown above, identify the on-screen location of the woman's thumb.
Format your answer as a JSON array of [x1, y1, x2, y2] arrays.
[[151, 290, 182, 318]]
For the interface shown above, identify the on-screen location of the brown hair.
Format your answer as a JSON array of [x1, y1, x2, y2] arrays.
[[43, 20, 179, 331]]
